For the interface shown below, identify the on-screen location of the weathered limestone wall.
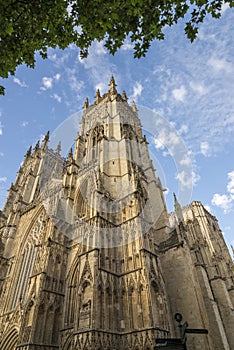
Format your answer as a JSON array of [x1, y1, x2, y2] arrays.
[[159, 243, 214, 350]]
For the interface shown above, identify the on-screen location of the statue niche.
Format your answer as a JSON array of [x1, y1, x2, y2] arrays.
[[78, 280, 92, 329]]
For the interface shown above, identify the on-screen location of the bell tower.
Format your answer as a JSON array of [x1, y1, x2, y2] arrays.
[[61, 76, 172, 348]]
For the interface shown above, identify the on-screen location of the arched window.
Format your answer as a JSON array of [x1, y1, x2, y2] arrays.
[[10, 242, 37, 309], [1, 327, 19, 350]]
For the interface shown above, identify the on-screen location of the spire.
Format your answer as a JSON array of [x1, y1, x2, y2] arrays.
[[41, 131, 50, 150], [109, 75, 117, 96], [122, 90, 128, 101], [44, 130, 50, 142], [25, 145, 32, 158], [95, 89, 101, 104], [56, 141, 61, 155], [132, 100, 137, 112], [174, 193, 184, 224], [83, 97, 89, 109], [33, 140, 40, 153], [67, 148, 73, 162]]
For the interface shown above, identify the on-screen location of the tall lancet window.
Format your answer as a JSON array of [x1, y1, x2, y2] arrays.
[[8, 212, 45, 310]]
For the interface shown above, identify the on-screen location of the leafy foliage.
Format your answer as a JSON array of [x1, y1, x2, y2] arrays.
[[0, 0, 233, 94]]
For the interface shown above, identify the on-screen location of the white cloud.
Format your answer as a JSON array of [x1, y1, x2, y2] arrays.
[[211, 193, 232, 213], [172, 85, 186, 102], [40, 74, 61, 92], [0, 152, 4, 156], [78, 41, 107, 68], [0, 177, 7, 183], [200, 141, 211, 157], [0, 122, 3, 136], [95, 82, 107, 95], [204, 205, 211, 213], [54, 73, 61, 81], [175, 170, 200, 189], [13, 77, 28, 88], [178, 124, 188, 135], [145, 14, 234, 157], [41, 77, 53, 90], [121, 40, 134, 51], [66, 68, 84, 94], [179, 156, 191, 166], [154, 129, 180, 153], [48, 53, 57, 61], [95, 41, 107, 55], [211, 170, 234, 213], [190, 81, 207, 95], [221, 3, 230, 13], [227, 170, 234, 198], [52, 93, 62, 103], [208, 57, 233, 73], [130, 82, 143, 101], [47, 48, 71, 68], [77, 41, 115, 96], [20, 121, 29, 127]]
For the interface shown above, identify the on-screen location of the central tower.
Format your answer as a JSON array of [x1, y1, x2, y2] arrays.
[[60, 76, 172, 348]]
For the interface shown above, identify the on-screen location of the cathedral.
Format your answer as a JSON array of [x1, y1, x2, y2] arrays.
[[0, 77, 233, 350]]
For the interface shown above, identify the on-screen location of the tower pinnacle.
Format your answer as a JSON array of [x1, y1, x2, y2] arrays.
[[41, 131, 50, 150], [25, 146, 32, 158], [56, 141, 61, 155], [109, 75, 117, 95], [174, 192, 184, 224], [132, 100, 137, 112], [67, 148, 73, 162], [33, 140, 40, 153], [122, 90, 128, 101], [95, 89, 101, 104], [83, 98, 89, 109]]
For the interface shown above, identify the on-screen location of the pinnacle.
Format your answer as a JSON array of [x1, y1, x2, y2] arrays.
[[132, 100, 137, 112], [25, 145, 32, 157], [44, 130, 50, 141], [83, 97, 89, 109], [41, 130, 50, 150], [56, 141, 61, 155], [95, 89, 101, 104], [122, 90, 128, 101], [109, 75, 116, 86], [33, 140, 40, 152], [83, 76, 132, 107], [68, 148, 73, 160], [109, 75, 117, 95]]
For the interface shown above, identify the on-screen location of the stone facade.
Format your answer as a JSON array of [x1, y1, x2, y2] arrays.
[[0, 77, 233, 350]]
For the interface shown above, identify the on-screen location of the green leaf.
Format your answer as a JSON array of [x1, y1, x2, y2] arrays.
[[0, 86, 5, 95], [0, 0, 232, 93]]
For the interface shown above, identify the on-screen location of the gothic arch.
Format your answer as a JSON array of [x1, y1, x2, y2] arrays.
[[7, 206, 47, 310], [86, 122, 104, 160], [19, 205, 47, 249], [65, 256, 94, 326], [91, 123, 104, 142], [0, 326, 19, 350], [62, 334, 73, 350], [65, 262, 79, 325], [74, 173, 97, 219]]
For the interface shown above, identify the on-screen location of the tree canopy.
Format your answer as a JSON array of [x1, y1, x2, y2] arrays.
[[0, 0, 233, 94]]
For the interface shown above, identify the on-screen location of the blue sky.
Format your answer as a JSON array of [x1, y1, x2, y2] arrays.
[[0, 4, 233, 253]]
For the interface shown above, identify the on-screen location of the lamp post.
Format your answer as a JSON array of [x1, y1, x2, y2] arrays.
[[154, 313, 208, 349]]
